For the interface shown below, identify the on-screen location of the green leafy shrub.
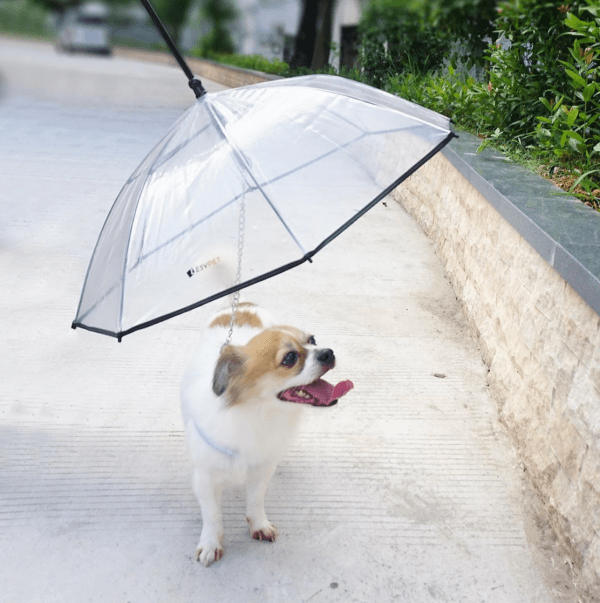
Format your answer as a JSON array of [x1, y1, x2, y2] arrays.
[[466, 0, 578, 144], [428, 0, 498, 68], [534, 2, 600, 193], [386, 65, 480, 130], [358, 0, 450, 88]]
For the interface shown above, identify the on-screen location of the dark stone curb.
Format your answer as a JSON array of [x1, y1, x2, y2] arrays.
[[444, 132, 600, 316]]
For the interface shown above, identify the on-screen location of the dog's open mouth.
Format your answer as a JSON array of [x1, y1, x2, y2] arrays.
[[277, 379, 354, 407]]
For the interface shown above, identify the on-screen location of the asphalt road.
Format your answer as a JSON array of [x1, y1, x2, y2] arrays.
[[0, 37, 578, 602]]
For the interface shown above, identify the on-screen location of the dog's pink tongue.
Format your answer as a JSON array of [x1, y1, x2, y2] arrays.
[[303, 379, 354, 407]]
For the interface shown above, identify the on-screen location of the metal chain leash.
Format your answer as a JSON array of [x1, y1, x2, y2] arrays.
[[224, 192, 246, 346]]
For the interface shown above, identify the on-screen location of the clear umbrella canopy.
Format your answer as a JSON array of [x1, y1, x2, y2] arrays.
[[72, 75, 454, 340]]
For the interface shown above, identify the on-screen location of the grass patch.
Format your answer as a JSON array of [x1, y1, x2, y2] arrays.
[[194, 51, 289, 76]]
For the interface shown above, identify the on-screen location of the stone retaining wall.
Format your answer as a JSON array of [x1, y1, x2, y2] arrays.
[[394, 147, 600, 602]]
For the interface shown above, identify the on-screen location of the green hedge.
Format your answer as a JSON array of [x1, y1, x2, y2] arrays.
[[377, 0, 600, 205]]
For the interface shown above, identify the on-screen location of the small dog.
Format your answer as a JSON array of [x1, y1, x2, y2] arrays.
[[180, 302, 352, 566]]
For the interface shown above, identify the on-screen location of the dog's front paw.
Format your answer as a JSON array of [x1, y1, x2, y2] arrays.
[[195, 541, 224, 566], [247, 517, 278, 542]]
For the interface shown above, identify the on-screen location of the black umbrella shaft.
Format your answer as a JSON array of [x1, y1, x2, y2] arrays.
[[138, 0, 206, 98]]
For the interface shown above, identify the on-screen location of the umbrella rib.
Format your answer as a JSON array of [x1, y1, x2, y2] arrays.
[[73, 127, 181, 327], [117, 135, 168, 333], [204, 100, 308, 256], [258, 125, 413, 189], [123, 128, 180, 186], [128, 124, 423, 270], [263, 76, 452, 133], [131, 195, 239, 268], [146, 123, 212, 177]]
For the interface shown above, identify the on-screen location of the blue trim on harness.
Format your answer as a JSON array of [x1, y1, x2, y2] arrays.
[[193, 420, 238, 458]]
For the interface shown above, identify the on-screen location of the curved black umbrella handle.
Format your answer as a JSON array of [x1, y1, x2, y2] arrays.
[[138, 0, 207, 98]]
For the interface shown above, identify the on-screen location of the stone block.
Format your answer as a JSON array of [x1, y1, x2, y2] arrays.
[[467, 230, 480, 261], [564, 282, 600, 336], [477, 320, 496, 366], [539, 329, 580, 403], [497, 235, 519, 269], [513, 239, 540, 294], [547, 406, 589, 485], [579, 450, 600, 533], [474, 196, 491, 227], [417, 205, 434, 233], [591, 345, 600, 392], [505, 318, 530, 366], [488, 255, 509, 291], [438, 236, 453, 267], [566, 367, 600, 445], [518, 419, 559, 494], [489, 349, 521, 404], [525, 355, 554, 412], [520, 306, 548, 360], [461, 279, 478, 315], [548, 469, 591, 568], [480, 295, 494, 321], [557, 315, 596, 367], [475, 249, 494, 287], [493, 314, 509, 348], [532, 265, 565, 322], [505, 275, 531, 329]]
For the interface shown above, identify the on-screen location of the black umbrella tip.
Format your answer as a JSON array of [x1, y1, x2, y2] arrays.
[[189, 78, 207, 99]]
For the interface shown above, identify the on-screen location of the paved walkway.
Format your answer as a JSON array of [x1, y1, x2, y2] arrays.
[[0, 38, 576, 602]]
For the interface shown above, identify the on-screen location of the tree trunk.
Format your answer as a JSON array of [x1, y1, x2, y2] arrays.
[[289, 0, 319, 69], [310, 0, 335, 70]]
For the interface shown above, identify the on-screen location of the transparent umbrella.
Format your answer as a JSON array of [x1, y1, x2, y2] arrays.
[[71, 3, 454, 341]]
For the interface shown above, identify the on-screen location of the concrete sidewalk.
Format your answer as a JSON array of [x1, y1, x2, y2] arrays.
[[0, 39, 577, 602]]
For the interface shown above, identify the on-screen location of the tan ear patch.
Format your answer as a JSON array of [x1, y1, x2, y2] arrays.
[[210, 310, 263, 329]]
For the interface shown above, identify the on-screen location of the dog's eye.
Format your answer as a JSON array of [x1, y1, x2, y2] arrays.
[[281, 351, 298, 367], [307, 336, 316, 345]]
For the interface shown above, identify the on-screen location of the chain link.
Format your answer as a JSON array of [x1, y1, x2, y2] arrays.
[[224, 192, 246, 346]]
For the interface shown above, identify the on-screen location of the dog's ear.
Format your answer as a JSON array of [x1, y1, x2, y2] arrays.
[[213, 345, 245, 397]]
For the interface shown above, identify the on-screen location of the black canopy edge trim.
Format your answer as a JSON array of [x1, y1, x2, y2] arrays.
[[73, 131, 456, 341], [71, 321, 123, 340], [73, 254, 314, 341]]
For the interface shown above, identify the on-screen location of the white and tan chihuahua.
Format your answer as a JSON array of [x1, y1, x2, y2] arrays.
[[180, 302, 353, 566]]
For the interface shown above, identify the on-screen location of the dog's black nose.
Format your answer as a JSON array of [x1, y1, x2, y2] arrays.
[[317, 349, 335, 365]]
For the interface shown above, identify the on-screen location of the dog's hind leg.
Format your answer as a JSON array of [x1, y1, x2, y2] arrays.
[[193, 470, 225, 566], [245, 462, 279, 542]]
